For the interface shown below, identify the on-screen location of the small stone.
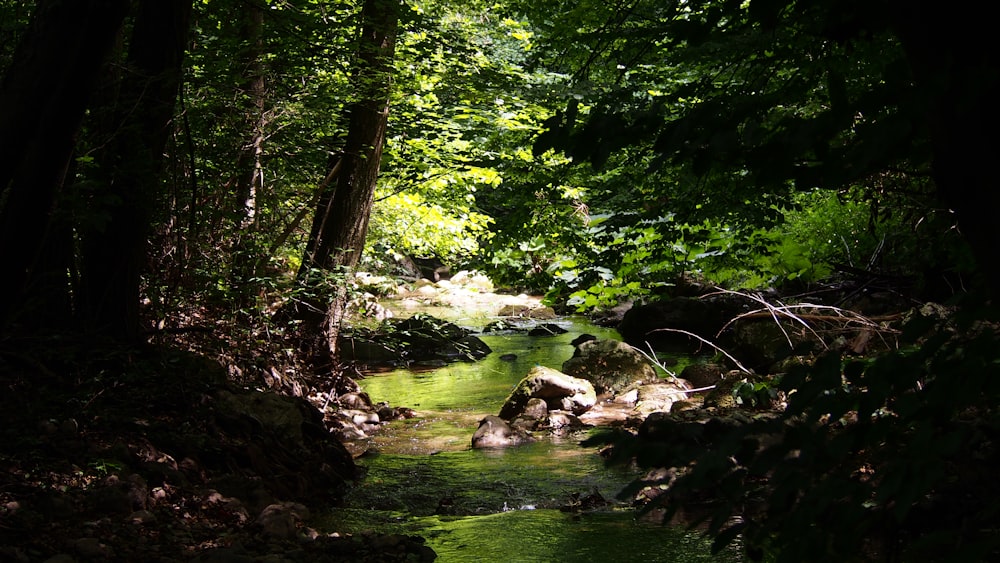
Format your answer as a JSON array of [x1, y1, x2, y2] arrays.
[[38, 420, 58, 435], [72, 537, 110, 558], [58, 418, 78, 437], [256, 502, 309, 540], [129, 509, 157, 525]]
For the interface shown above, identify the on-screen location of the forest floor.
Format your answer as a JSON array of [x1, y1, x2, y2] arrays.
[[0, 336, 436, 562]]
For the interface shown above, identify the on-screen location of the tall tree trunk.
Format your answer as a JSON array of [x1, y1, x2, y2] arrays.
[[894, 3, 1000, 299], [0, 0, 130, 331], [298, 0, 400, 362], [77, 0, 193, 342], [228, 2, 269, 306]]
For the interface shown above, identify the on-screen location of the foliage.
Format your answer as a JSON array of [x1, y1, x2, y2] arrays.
[[587, 301, 1000, 561]]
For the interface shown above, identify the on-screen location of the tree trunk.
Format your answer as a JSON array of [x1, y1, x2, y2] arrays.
[[298, 0, 400, 362], [0, 0, 130, 331], [894, 3, 1000, 299], [228, 3, 269, 306], [77, 0, 193, 342]]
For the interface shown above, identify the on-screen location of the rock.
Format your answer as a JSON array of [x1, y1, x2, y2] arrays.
[[129, 509, 157, 525], [528, 323, 568, 336], [618, 296, 745, 352], [450, 270, 494, 291], [337, 337, 401, 366], [703, 372, 746, 409], [472, 415, 534, 448], [729, 320, 808, 371], [561, 338, 656, 395], [522, 397, 549, 420], [216, 391, 307, 446], [340, 313, 494, 367], [256, 502, 309, 540], [680, 363, 727, 388], [633, 382, 691, 415], [498, 366, 597, 420], [544, 410, 583, 429], [72, 537, 110, 558], [497, 304, 557, 319], [337, 392, 374, 410], [88, 473, 148, 515]]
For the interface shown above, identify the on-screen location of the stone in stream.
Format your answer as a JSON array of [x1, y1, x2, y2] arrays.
[[498, 365, 597, 420], [561, 338, 657, 395], [528, 323, 568, 336], [471, 415, 534, 448]]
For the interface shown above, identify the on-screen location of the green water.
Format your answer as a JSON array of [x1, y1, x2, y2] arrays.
[[322, 314, 744, 562]]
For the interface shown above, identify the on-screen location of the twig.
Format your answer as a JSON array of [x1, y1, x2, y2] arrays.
[[626, 342, 719, 396], [646, 328, 753, 375]]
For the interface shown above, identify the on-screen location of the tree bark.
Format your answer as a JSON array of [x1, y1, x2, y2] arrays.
[[297, 0, 400, 361], [228, 2, 269, 305], [77, 0, 193, 342], [0, 0, 130, 330], [893, 2, 1000, 299]]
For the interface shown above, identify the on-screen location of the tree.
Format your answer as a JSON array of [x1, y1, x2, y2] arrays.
[[526, 0, 1000, 297], [518, 1, 1000, 559], [77, 0, 193, 342], [297, 0, 400, 361], [0, 0, 130, 331]]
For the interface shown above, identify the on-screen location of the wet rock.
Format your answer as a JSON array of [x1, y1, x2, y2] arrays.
[[337, 337, 401, 366], [498, 366, 597, 419], [633, 382, 691, 415], [528, 323, 568, 336], [341, 313, 492, 367], [522, 397, 549, 420], [472, 415, 534, 448], [561, 338, 657, 395], [544, 410, 584, 430]]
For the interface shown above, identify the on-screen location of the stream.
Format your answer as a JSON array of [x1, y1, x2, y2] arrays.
[[319, 302, 745, 562]]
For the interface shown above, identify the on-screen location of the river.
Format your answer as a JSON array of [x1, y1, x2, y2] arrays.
[[318, 299, 744, 562]]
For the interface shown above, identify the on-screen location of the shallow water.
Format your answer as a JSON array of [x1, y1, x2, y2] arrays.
[[321, 312, 743, 562]]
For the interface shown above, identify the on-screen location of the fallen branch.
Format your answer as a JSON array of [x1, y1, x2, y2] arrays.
[[646, 328, 753, 375]]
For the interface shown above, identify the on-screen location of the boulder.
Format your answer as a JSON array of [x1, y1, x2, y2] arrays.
[[679, 362, 727, 389], [472, 415, 534, 448], [561, 338, 656, 395], [338, 313, 492, 367], [498, 366, 597, 420], [216, 391, 307, 446], [618, 296, 745, 352], [729, 319, 815, 371]]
